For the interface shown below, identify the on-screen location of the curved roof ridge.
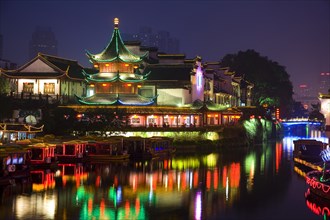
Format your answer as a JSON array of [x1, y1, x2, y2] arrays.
[[86, 19, 148, 63]]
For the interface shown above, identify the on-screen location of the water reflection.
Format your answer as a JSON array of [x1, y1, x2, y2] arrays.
[[0, 128, 328, 219]]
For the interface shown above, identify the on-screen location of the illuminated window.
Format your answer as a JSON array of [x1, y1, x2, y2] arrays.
[[131, 117, 140, 124], [23, 82, 34, 93], [44, 83, 55, 94]]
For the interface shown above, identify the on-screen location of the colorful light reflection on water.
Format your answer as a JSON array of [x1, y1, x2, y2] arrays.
[[0, 128, 328, 219]]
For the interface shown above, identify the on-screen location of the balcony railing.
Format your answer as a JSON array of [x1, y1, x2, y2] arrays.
[[7, 92, 76, 104]]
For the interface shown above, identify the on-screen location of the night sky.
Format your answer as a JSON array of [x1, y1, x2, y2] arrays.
[[1, 1, 329, 96]]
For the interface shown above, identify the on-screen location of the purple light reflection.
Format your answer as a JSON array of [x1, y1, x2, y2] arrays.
[[195, 191, 202, 220]]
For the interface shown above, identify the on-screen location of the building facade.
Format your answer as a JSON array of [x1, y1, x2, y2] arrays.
[[70, 18, 252, 128], [319, 93, 330, 130], [123, 26, 180, 54], [1, 53, 85, 104], [29, 26, 58, 60], [1, 18, 254, 129]]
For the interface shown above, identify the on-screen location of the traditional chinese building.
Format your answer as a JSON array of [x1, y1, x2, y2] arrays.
[[0, 123, 44, 143], [70, 18, 208, 128], [77, 18, 156, 106], [1, 18, 253, 129], [319, 92, 330, 130], [1, 53, 85, 104]]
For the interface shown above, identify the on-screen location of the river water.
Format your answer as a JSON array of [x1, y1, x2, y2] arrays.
[[0, 129, 328, 220]]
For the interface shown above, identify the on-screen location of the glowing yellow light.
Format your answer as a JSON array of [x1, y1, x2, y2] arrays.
[[94, 64, 98, 68], [105, 64, 109, 67], [224, 115, 228, 118], [114, 18, 119, 26], [137, 85, 142, 88], [133, 115, 138, 118], [215, 114, 218, 118], [133, 65, 138, 69], [102, 83, 107, 87], [127, 84, 132, 87], [207, 114, 211, 117], [90, 84, 94, 87], [124, 64, 129, 67]]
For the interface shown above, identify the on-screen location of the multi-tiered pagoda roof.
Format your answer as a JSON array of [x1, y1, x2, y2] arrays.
[[76, 18, 156, 106], [85, 18, 148, 64]]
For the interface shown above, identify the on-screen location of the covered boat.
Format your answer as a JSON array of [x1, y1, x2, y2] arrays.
[[0, 145, 30, 185], [86, 136, 129, 162], [55, 140, 88, 163], [17, 139, 57, 167], [293, 139, 328, 170]]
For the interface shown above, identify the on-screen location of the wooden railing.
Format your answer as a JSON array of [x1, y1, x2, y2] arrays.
[[7, 92, 77, 104]]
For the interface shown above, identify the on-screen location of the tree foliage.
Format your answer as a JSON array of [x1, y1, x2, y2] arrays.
[[221, 49, 293, 118], [291, 101, 309, 118], [0, 75, 10, 95]]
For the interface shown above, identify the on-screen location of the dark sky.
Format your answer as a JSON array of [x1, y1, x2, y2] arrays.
[[1, 0, 329, 96]]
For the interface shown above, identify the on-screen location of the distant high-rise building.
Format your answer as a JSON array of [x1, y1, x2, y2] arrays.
[[29, 26, 57, 59], [319, 72, 330, 94], [122, 26, 180, 54], [294, 84, 319, 111]]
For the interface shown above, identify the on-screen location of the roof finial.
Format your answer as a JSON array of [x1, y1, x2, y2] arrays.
[[114, 18, 119, 28]]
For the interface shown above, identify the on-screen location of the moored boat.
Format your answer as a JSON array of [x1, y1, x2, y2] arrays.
[[124, 136, 151, 160], [86, 136, 130, 162], [146, 136, 176, 158], [125, 136, 175, 160], [293, 139, 328, 170], [16, 139, 58, 168], [0, 145, 30, 185], [55, 140, 88, 163]]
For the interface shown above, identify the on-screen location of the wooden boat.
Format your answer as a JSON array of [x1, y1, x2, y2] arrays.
[[125, 136, 175, 160], [293, 139, 328, 170], [0, 145, 30, 185], [27, 143, 57, 167], [55, 140, 88, 163], [124, 136, 151, 160], [86, 136, 130, 162], [16, 139, 57, 168], [146, 136, 176, 158]]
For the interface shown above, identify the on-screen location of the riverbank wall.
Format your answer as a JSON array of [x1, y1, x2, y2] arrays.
[[78, 118, 278, 149]]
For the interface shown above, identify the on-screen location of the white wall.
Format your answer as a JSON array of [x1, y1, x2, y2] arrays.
[[157, 88, 190, 105], [320, 98, 330, 126], [18, 79, 59, 94]]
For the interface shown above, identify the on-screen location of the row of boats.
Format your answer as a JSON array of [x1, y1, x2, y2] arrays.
[[0, 135, 175, 186], [293, 139, 330, 204]]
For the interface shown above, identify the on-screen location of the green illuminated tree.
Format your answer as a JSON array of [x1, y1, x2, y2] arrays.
[[0, 75, 10, 95], [221, 49, 293, 118]]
